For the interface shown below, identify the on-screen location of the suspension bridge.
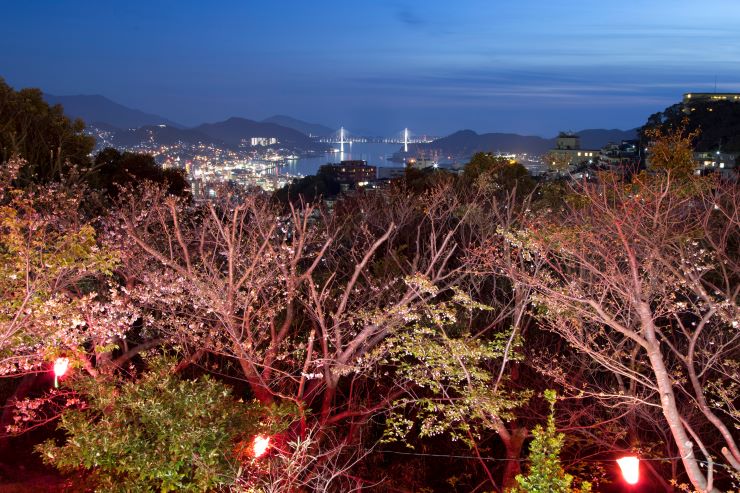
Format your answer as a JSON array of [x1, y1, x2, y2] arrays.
[[315, 127, 433, 149]]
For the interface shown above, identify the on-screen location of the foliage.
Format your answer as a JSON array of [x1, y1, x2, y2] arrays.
[[0, 78, 95, 184], [502, 173, 739, 491], [378, 282, 530, 446], [514, 390, 589, 493], [92, 147, 190, 199], [644, 117, 700, 176], [0, 158, 119, 374], [0, 81, 187, 201], [463, 152, 535, 198], [37, 356, 293, 492], [401, 164, 455, 194], [542, 151, 573, 173], [272, 167, 341, 204]]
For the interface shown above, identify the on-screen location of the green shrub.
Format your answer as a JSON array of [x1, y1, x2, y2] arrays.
[[37, 357, 272, 492], [514, 390, 592, 493]]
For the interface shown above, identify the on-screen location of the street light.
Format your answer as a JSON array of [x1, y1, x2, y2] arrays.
[[617, 456, 640, 485]]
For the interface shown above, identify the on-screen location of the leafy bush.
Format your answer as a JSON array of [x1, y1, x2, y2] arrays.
[[514, 390, 591, 493], [37, 357, 278, 492], [378, 284, 530, 446]]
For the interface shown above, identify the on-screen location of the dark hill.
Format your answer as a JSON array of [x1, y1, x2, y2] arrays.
[[44, 94, 182, 129], [414, 130, 551, 156], [263, 115, 334, 138], [643, 101, 740, 152], [414, 128, 638, 157], [195, 117, 324, 150], [111, 125, 220, 148]]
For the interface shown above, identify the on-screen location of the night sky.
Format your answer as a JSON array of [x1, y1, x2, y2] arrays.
[[2, 0, 740, 135]]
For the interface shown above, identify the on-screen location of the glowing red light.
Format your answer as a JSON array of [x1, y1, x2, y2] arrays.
[[52, 357, 70, 388], [54, 357, 70, 378], [252, 434, 270, 458], [617, 456, 639, 485]]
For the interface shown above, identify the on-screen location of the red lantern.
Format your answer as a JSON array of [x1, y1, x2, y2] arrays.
[[53, 357, 70, 388], [617, 456, 640, 485], [252, 434, 270, 458]]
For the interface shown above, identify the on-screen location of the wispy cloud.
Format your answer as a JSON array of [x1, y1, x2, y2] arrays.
[[345, 63, 739, 110], [395, 8, 425, 27]]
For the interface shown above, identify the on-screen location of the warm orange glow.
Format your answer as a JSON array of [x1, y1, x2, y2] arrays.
[[617, 456, 639, 485], [252, 434, 270, 458]]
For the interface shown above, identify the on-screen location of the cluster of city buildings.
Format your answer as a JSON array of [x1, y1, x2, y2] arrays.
[[545, 131, 737, 180], [545, 133, 640, 178], [542, 92, 740, 179], [157, 144, 295, 197], [84, 125, 301, 198]]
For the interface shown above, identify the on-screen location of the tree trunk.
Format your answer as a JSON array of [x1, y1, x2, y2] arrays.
[[645, 337, 717, 492], [501, 426, 527, 491], [238, 359, 273, 404]]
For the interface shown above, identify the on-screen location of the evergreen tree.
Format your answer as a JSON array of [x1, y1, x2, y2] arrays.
[[514, 390, 578, 493]]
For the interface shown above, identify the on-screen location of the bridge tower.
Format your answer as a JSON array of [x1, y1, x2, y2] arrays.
[[404, 128, 409, 153]]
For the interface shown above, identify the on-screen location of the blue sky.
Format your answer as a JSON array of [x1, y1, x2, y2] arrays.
[[2, 0, 740, 135]]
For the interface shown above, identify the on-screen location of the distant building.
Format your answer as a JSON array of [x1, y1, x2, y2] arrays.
[[250, 137, 278, 146], [599, 140, 640, 169], [683, 93, 740, 104], [319, 160, 376, 185], [555, 133, 579, 150], [547, 132, 599, 168], [693, 150, 738, 178], [682, 93, 740, 113]]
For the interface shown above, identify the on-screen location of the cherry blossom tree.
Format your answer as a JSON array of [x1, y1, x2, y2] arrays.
[[497, 172, 738, 492]]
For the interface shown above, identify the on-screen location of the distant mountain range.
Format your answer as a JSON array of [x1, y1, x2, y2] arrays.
[[415, 128, 639, 157], [262, 115, 334, 137], [45, 94, 183, 129], [111, 125, 221, 148], [45, 93, 638, 156], [195, 117, 319, 149], [97, 119, 327, 152], [45, 94, 332, 152], [45, 94, 335, 138]]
